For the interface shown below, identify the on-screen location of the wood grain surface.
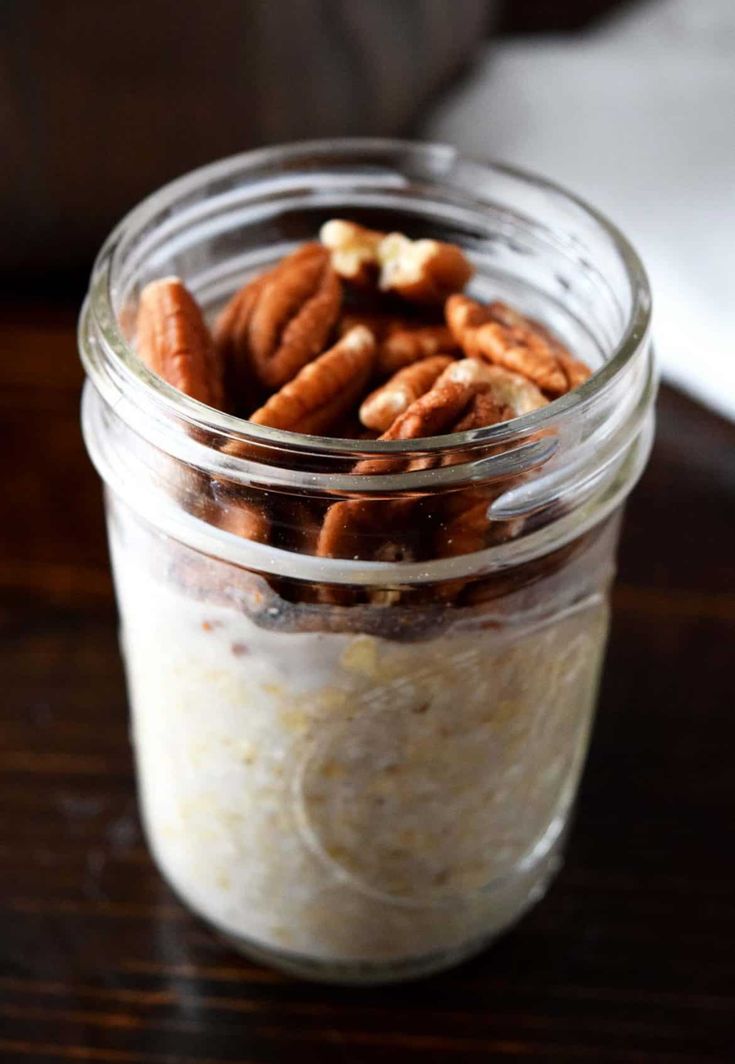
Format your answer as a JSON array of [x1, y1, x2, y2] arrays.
[[1, 302, 733, 1062]]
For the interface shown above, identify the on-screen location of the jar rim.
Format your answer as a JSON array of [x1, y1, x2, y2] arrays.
[[84, 137, 652, 461]]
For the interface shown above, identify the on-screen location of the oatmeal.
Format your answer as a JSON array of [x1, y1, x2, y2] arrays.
[[112, 502, 608, 967]]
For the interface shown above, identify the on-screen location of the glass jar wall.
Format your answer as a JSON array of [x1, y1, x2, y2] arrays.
[[80, 140, 654, 982]]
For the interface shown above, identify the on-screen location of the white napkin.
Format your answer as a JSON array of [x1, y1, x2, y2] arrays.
[[426, 0, 735, 419]]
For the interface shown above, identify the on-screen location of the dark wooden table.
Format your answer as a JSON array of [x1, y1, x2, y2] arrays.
[[1, 302, 734, 1062]]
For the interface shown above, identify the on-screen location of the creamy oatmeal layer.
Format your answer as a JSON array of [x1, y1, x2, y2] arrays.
[[111, 508, 608, 968]]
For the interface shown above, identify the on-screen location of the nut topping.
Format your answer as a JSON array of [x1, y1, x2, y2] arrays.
[[435, 492, 521, 558], [442, 359, 548, 417], [338, 313, 459, 374], [316, 498, 417, 562], [451, 391, 515, 433], [378, 368, 482, 442], [351, 363, 486, 476], [378, 323, 459, 374], [319, 220, 383, 286], [250, 326, 376, 435], [321, 220, 473, 304], [216, 497, 271, 543], [446, 294, 577, 396], [215, 243, 341, 393], [211, 273, 268, 403], [359, 355, 454, 432], [487, 300, 592, 391], [377, 232, 473, 304], [134, 223, 593, 592], [136, 277, 224, 408]]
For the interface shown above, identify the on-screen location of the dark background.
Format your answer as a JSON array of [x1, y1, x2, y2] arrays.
[[1, 1, 734, 1061], [1, 0, 625, 292]]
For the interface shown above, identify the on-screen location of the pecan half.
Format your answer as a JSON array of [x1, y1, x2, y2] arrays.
[[319, 220, 383, 286], [317, 355, 530, 572], [351, 357, 501, 476], [435, 492, 521, 558], [214, 243, 341, 394], [216, 498, 271, 543], [211, 273, 267, 404], [451, 390, 515, 433], [435, 497, 490, 557], [379, 323, 458, 374], [436, 367, 537, 473], [338, 313, 458, 375], [446, 294, 586, 396], [438, 359, 545, 554], [136, 277, 224, 407], [205, 479, 271, 543], [488, 300, 591, 391], [316, 497, 417, 562], [351, 365, 482, 477], [321, 220, 472, 304], [442, 358, 548, 417], [556, 350, 593, 391], [378, 232, 473, 303], [432, 381, 526, 563], [485, 300, 534, 330], [317, 362, 477, 561], [249, 325, 376, 434], [378, 370, 480, 442], [359, 355, 454, 432]]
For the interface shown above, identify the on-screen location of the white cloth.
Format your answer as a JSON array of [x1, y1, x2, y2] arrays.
[[426, 0, 735, 419]]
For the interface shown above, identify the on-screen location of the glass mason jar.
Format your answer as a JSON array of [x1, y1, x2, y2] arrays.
[[79, 139, 654, 984]]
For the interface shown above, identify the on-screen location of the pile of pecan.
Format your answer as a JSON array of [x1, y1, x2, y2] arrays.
[[135, 220, 590, 594]]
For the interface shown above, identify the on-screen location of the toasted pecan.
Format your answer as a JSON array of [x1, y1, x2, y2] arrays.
[[475, 364, 549, 416], [433, 360, 544, 554], [488, 300, 592, 391], [435, 492, 521, 558], [351, 382, 479, 479], [442, 358, 548, 417], [216, 497, 271, 543], [338, 313, 458, 374], [476, 322, 568, 395], [452, 391, 515, 433], [379, 373, 479, 442], [316, 497, 417, 562], [437, 365, 531, 470], [556, 350, 593, 391], [435, 497, 490, 557], [136, 277, 224, 407], [319, 220, 383, 286], [359, 355, 454, 432], [446, 294, 587, 396], [317, 354, 531, 570], [214, 243, 341, 393], [212, 273, 267, 404], [350, 360, 489, 476], [378, 323, 458, 374], [318, 361, 479, 560], [250, 325, 376, 435], [433, 378, 528, 560], [485, 300, 531, 331], [378, 232, 473, 303], [321, 220, 472, 304]]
